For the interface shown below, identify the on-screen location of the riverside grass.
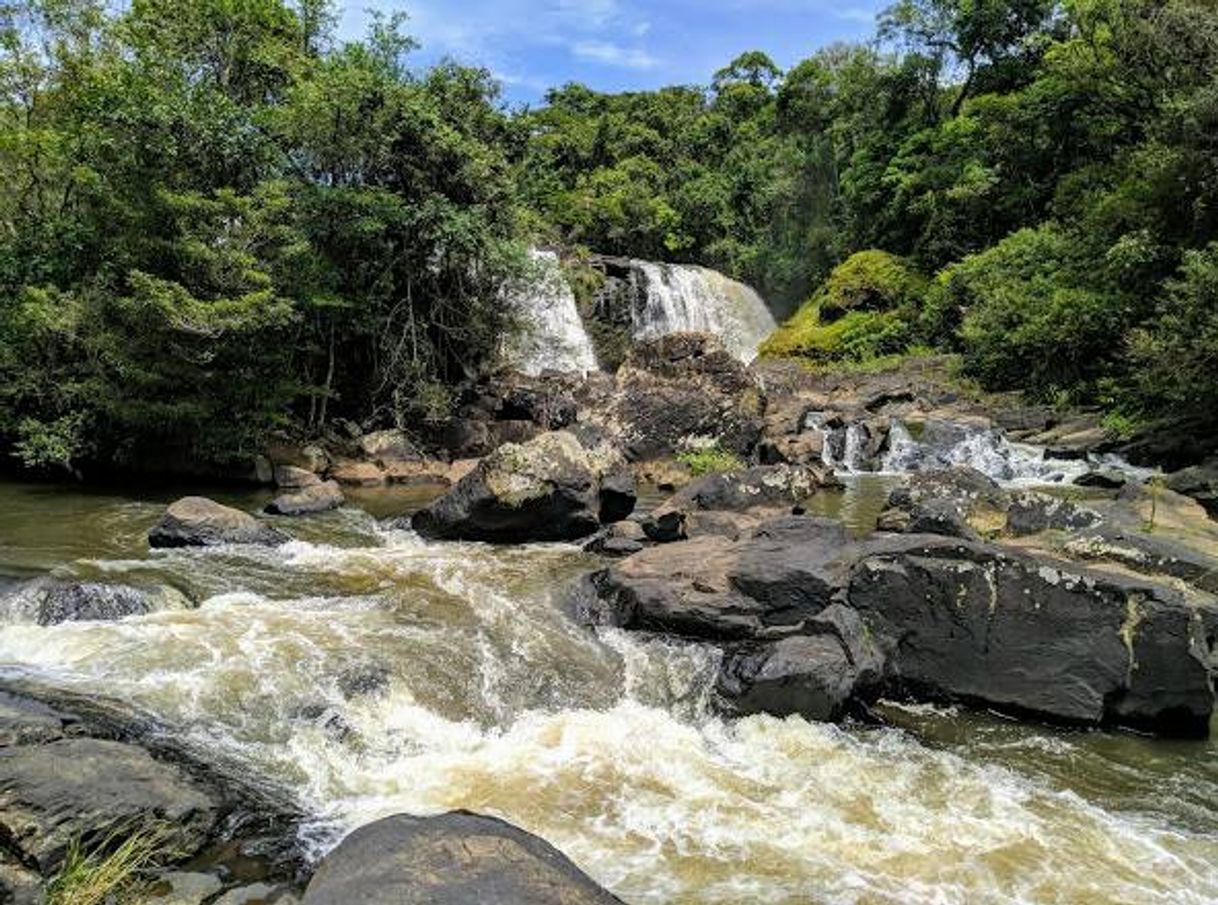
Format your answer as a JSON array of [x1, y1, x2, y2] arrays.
[[46, 826, 172, 905]]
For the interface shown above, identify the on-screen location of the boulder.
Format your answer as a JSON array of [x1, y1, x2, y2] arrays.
[[850, 537, 1216, 737], [1006, 491, 1103, 536], [583, 521, 647, 557], [144, 871, 224, 905], [0, 738, 219, 873], [412, 432, 636, 543], [1074, 468, 1129, 490], [382, 460, 453, 487], [149, 498, 287, 549], [300, 812, 620, 905], [877, 468, 1009, 541], [716, 605, 884, 722], [0, 580, 157, 626], [606, 333, 765, 461], [642, 465, 821, 542], [1165, 461, 1218, 518], [265, 481, 345, 517], [274, 466, 321, 489], [328, 462, 386, 487], [358, 430, 421, 464]]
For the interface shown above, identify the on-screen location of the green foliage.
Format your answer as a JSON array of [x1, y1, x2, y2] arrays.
[[761, 251, 922, 363], [47, 825, 171, 905], [677, 444, 746, 477]]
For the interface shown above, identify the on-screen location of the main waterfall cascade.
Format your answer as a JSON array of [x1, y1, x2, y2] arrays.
[[629, 262, 778, 364], [503, 250, 600, 377], [505, 251, 778, 373]]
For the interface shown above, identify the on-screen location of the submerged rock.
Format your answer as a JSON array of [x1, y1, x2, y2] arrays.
[[265, 481, 345, 517], [412, 431, 635, 543], [0, 737, 219, 873], [0, 579, 162, 626], [301, 811, 621, 905], [149, 498, 287, 549]]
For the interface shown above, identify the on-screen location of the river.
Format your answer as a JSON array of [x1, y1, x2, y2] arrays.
[[1, 479, 1216, 904]]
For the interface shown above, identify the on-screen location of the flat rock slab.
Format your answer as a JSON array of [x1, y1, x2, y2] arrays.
[[301, 812, 621, 905], [0, 692, 66, 747], [0, 738, 219, 872]]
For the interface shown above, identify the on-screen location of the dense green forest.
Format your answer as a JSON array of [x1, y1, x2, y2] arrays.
[[2, 0, 1216, 474]]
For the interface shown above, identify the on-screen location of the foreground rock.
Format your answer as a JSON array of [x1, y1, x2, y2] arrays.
[[301, 812, 620, 905], [149, 497, 288, 549], [265, 481, 345, 517], [0, 737, 219, 873], [412, 431, 635, 543], [0, 579, 180, 626], [577, 515, 1217, 737]]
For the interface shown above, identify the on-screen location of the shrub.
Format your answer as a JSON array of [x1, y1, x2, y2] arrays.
[[950, 225, 1130, 400], [760, 250, 923, 363], [677, 444, 746, 476]]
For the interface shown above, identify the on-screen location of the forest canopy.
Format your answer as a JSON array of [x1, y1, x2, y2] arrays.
[[2, 0, 1217, 473]]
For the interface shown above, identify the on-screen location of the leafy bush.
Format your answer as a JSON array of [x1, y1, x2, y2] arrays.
[[951, 225, 1130, 400], [760, 251, 922, 363], [1127, 243, 1218, 426], [677, 444, 746, 477]]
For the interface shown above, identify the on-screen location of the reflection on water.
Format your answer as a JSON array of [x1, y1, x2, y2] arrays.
[[805, 475, 902, 537], [0, 479, 1216, 904]]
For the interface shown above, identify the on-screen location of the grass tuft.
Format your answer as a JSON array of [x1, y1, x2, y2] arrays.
[[46, 825, 172, 905]]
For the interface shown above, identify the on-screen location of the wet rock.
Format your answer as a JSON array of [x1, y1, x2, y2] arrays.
[[412, 432, 634, 543], [1006, 491, 1103, 536], [0, 853, 41, 905], [583, 521, 647, 557], [328, 462, 386, 487], [642, 465, 821, 542], [717, 605, 884, 722], [1165, 461, 1218, 518], [877, 468, 1009, 541], [264, 481, 344, 517], [149, 498, 287, 549], [358, 430, 421, 464], [337, 664, 391, 700], [0, 579, 156, 626], [300, 811, 621, 905], [1075, 468, 1129, 490], [214, 882, 295, 904], [607, 333, 765, 461], [0, 693, 66, 747], [850, 537, 1216, 736], [0, 738, 219, 873], [144, 871, 224, 905], [274, 466, 321, 490]]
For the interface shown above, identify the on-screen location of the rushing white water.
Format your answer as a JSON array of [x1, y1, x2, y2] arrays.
[[1, 503, 1216, 905], [504, 250, 599, 376], [631, 262, 777, 364], [806, 415, 1156, 486]]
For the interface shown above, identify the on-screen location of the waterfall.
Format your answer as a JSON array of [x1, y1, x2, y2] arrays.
[[631, 262, 777, 363], [504, 250, 599, 376]]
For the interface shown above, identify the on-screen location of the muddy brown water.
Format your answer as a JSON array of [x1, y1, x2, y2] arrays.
[[1, 478, 1216, 904]]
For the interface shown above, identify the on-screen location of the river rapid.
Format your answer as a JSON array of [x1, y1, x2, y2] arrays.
[[1, 480, 1217, 904]]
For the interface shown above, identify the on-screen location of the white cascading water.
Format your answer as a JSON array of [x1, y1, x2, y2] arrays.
[[503, 250, 599, 376], [1, 492, 1216, 904], [631, 262, 777, 363], [806, 415, 1154, 485]]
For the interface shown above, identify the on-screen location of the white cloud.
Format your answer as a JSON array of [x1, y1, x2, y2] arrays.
[[571, 40, 659, 69]]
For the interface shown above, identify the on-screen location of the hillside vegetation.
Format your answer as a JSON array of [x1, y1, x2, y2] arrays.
[[2, 0, 1216, 474]]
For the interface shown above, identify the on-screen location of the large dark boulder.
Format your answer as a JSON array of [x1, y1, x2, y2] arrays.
[[0, 580, 161, 626], [0, 738, 219, 873], [412, 432, 635, 543], [642, 465, 822, 542], [149, 497, 288, 549], [850, 537, 1216, 737], [1165, 460, 1218, 518], [876, 468, 1009, 541], [606, 333, 765, 461], [265, 480, 345, 517], [301, 812, 620, 905]]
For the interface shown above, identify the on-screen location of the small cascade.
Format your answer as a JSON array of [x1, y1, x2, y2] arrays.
[[809, 413, 873, 474], [504, 250, 599, 376], [631, 261, 777, 363]]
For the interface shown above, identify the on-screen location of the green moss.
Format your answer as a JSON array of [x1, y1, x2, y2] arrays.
[[815, 250, 927, 320], [677, 445, 745, 477]]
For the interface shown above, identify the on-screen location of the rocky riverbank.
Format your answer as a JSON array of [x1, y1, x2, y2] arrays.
[[3, 339, 1218, 902]]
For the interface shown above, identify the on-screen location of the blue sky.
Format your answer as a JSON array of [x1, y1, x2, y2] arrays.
[[337, 1, 888, 106]]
